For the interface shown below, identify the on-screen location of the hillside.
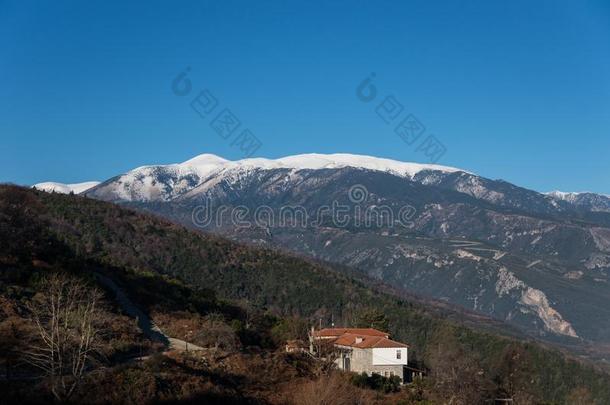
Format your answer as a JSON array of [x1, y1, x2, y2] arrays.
[[2, 185, 610, 404]]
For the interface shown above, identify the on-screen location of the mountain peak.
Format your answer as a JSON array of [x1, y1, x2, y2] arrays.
[[180, 153, 229, 167]]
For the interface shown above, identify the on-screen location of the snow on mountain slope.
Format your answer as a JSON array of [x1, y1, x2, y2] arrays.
[[273, 153, 467, 175], [546, 191, 610, 212], [546, 191, 610, 200], [85, 153, 469, 202], [546, 191, 588, 203], [181, 153, 467, 177], [33, 181, 100, 194]]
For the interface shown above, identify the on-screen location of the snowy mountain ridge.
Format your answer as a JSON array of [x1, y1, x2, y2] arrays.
[[138, 152, 467, 179], [33, 181, 100, 194], [79, 153, 470, 202], [31, 153, 610, 214]]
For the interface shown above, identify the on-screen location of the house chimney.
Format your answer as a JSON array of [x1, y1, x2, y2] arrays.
[[355, 337, 363, 344]]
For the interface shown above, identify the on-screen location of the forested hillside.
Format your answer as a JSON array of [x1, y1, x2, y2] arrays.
[[1, 185, 609, 404]]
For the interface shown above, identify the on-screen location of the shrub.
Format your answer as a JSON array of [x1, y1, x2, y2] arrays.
[[349, 372, 401, 393]]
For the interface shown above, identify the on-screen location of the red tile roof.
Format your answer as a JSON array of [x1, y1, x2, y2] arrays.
[[313, 328, 389, 338], [333, 333, 409, 349]]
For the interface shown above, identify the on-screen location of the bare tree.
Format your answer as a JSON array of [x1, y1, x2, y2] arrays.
[[24, 273, 104, 401]]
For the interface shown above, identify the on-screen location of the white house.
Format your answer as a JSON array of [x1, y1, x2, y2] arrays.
[[310, 328, 410, 381]]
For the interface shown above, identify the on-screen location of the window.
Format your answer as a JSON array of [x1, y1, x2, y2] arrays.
[[384, 371, 389, 377], [396, 350, 401, 359]]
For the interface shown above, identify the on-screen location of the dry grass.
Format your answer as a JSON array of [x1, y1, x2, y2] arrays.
[[291, 372, 374, 405]]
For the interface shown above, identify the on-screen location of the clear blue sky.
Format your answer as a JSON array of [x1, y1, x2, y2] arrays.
[[2, 0, 609, 193]]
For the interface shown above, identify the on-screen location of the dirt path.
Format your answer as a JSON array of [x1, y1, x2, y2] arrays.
[[94, 273, 205, 352]]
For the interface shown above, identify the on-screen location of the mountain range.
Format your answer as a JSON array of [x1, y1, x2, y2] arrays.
[[34, 153, 610, 359]]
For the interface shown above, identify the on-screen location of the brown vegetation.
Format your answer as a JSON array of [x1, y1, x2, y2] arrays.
[[292, 372, 371, 405], [154, 311, 242, 351]]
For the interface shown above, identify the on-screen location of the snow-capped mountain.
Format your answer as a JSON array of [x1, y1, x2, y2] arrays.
[[39, 153, 608, 216], [80, 152, 609, 216], [33, 181, 100, 194], [84, 153, 467, 202]]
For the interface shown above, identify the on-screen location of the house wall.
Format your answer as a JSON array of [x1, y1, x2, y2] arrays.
[[372, 347, 408, 366], [336, 346, 405, 381], [347, 347, 370, 374]]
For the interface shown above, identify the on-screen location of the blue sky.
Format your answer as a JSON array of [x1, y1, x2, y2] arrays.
[[1, 0, 609, 193]]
